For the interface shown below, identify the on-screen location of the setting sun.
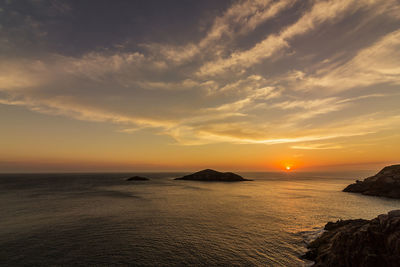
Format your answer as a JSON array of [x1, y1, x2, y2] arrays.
[[285, 166, 291, 171]]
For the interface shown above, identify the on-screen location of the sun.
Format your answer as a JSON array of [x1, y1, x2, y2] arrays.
[[285, 166, 291, 171]]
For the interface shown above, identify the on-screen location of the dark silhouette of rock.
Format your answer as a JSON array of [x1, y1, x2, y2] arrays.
[[174, 169, 251, 182], [343, 164, 400, 198], [126, 176, 149, 181], [302, 210, 400, 267]]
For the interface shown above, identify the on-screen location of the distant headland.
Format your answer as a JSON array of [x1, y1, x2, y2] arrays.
[[174, 169, 251, 182], [343, 164, 400, 198]]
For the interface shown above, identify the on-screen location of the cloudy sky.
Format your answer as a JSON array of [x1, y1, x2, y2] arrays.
[[1, 0, 399, 172]]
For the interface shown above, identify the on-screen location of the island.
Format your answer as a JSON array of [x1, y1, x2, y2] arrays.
[[126, 176, 149, 181], [302, 210, 400, 267], [174, 169, 251, 182], [343, 164, 400, 198]]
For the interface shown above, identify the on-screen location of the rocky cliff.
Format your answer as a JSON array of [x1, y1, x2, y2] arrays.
[[343, 165, 400, 198], [303, 210, 400, 267]]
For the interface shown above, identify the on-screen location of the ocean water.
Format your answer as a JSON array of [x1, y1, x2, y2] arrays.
[[1, 171, 399, 266]]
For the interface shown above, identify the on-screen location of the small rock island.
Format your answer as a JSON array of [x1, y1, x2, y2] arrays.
[[174, 169, 251, 182], [343, 164, 400, 198], [126, 176, 149, 181], [303, 210, 400, 267]]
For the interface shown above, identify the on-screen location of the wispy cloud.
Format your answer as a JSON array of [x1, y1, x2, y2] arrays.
[[291, 143, 343, 150], [0, 0, 399, 151], [196, 0, 390, 77], [144, 0, 295, 65], [209, 86, 279, 112], [290, 29, 400, 92], [0, 95, 174, 128]]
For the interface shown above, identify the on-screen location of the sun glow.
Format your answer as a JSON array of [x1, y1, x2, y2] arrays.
[[285, 166, 291, 171]]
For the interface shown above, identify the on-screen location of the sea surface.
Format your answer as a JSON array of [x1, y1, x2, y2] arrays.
[[1, 171, 399, 266]]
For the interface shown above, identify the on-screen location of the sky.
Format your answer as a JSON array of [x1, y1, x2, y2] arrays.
[[0, 0, 399, 172]]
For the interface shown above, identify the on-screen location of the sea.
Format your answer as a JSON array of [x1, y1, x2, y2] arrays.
[[1, 171, 399, 266]]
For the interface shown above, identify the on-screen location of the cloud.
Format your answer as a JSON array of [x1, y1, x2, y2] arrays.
[[0, 94, 174, 129], [186, 130, 373, 146], [137, 79, 199, 91], [0, 59, 47, 90], [292, 29, 400, 92], [196, 0, 398, 77], [143, 0, 295, 65], [183, 112, 400, 146], [163, 111, 400, 146], [197, 34, 288, 77], [0, 0, 399, 150], [272, 97, 339, 110], [291, 143, 343, 150], [268, 97, 349, 123], [209, 86, 279, 112]]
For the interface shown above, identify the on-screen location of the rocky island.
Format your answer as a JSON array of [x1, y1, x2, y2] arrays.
[[174, 169, 251, 182], [302, 210, 400, 267], [343, 164, 400, 198], [126, 176, 149, 181]]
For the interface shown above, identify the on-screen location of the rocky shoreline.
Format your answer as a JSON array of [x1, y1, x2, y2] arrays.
[[302, 210, 400, 267], [343, 165, 400, 198]]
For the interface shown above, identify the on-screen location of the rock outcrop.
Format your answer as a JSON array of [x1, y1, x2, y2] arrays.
[[343, 164, 400, 198], [174, 169, 250, 182], [303, 210, 400, 267], [126, 176, 149, 181]]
